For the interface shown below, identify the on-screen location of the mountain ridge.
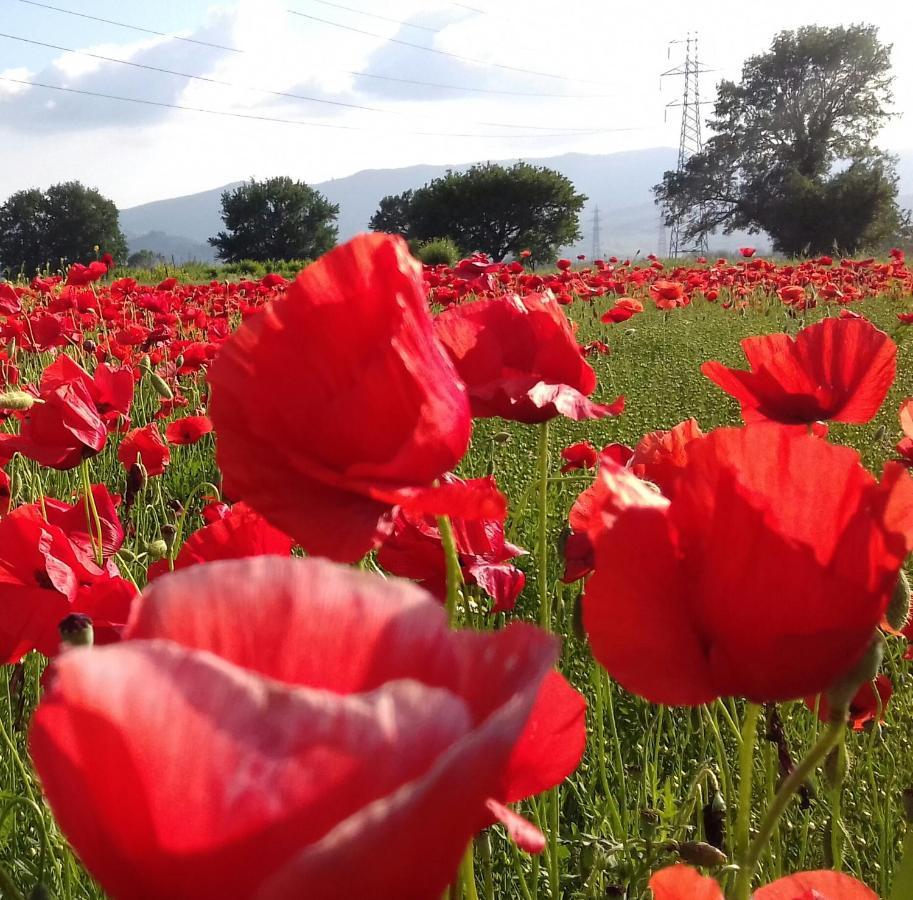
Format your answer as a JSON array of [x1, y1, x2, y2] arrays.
[[119, 147, 913, 262]]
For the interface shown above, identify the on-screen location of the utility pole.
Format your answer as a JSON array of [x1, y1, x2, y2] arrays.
[[661, 34, 712, 258], [591, 204, 602, 260]]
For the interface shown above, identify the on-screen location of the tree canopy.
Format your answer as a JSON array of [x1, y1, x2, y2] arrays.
[[0, 181, 127, 276], [209, 177, 339, 263], [369, 162, 586, 262], [655, 25, 908, 255]]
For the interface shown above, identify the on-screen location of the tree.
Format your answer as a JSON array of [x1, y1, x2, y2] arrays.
[[209, 177, 338, 262], [369, 162, 586, 262], [0, 181, 126, 275], [655, 25, 908, 255], [127, 249, 166, 269]]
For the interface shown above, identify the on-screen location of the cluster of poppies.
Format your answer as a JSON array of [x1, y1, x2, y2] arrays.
[[1, 234, 910, 899], [424, 246, 913, 315]]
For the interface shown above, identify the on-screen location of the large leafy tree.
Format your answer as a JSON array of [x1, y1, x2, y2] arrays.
[[655, 25, 908, 255], [370, 162, 586, 262], [210, 177, 338, 263], [0, 181, 126, 276]]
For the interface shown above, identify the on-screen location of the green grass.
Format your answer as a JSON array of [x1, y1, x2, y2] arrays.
[[3, 291, 913, 898]]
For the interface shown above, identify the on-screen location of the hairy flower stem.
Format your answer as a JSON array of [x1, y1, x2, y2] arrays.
[[437, 514, 463, 626], [732, 715, 846, 900], [733, 702, 762, 895], [80, 459, 105, 567], [535, 421, 550, 631]]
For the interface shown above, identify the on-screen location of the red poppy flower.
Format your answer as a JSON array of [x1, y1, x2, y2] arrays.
[[560, 441, 599, 473], [209, 235, 472, 563], [805, 674, 892, 730], [701, 317, 896, 425], [147, 502, 294, 581], [648, 865, 875, 899], [435, 293, 624, 423], [650, 281, 686, 309], [30, 557, 562, 900], [0, 362, 107, 470], [118, 424, 170, 476], [66, 261, 108, 287], [601, 298, 644, 324], [583, 425, 913, 705], [0, 505, 134, 663], [0, 469, 10, 517], [0, 282, 22, 315], [165, 414, 213, 445], [630, 419, 704, 497], [896, 399, 913, 466], [739, 247, 756, 258], [377, 476, 525, 612], [44, 484, 124, 567]]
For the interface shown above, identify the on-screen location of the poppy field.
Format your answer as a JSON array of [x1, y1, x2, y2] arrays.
[[2, 238, 913, 899]]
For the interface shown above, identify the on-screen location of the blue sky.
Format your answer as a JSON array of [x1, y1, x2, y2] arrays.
[[1, 0, 910, 208]]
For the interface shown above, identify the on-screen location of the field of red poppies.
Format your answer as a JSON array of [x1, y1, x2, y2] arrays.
[[2, 237, 913, 899]]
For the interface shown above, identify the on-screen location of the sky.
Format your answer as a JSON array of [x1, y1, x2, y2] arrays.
[[0, 0, 911, 209]]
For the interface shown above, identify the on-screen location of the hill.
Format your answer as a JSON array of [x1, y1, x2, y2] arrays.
[[120, 147, 913, 262]]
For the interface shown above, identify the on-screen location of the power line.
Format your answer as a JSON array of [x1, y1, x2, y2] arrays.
[[0, 30, 601, 133], [14, 0, 243, 53], [308, 0, 439, 33], [13, 0, 616, 99], [0, 75, 644, 139], [287, 8, 613, 86]]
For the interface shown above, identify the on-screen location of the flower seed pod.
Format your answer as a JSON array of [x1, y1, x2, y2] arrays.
[[702, 789, 727, 851], [160, 524, 177, 551], [886, 570, 911, 632], [59, 613, 94, 648], [0, 390, 38, 411], [148, 370, 174, 400], [673, 840, 727, 868], [146, 539, 168, 561]]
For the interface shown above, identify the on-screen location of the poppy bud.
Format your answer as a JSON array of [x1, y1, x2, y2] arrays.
[[702, 789, 726, 851], [571, 590, 586, 642], [874, 424, 887, 442], [826, 634, 884, 721], [640, 808, 660, 827], [160, 524, 177, 551], [29, 884, 50, 900], [492, 431, 511, 444], [667, 840, 727, 868], [146, 539, 168, 561], [0, 390, 38, 411], [83, 339, 96, 353], [59, 613, 94, 648], [886, 570, 911, 631]]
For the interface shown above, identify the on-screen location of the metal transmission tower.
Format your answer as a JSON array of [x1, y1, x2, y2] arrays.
[[661, 34, 712, 258], [591, 204, 602, 260]]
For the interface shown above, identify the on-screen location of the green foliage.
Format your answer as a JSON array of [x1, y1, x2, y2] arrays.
[[209, 176, 338, 263], [656, 25, 907, 255], [0, 181, 127, 276], [370, 162, 586, 262], [416, 237, 460, 266], [126, 249, 166, 269]]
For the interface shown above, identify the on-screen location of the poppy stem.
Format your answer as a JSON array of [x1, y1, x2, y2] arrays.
[[0, 861, 25, 900], [732, 715, 846, 900], [733, 702, 761, 892], [437, 514, 463, 626], [80, 459, 105, 567], [535, 421, 550, 631]]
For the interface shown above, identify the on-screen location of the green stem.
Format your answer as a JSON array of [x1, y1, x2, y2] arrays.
[[734, 702, 762, 898], [437, 514, 463, 626], [889, 818, 913, 900], [0, 861, 25, 900], [459, 845, 480, 900], [535, 421, 550, 630], [733, 716, 846, 900], [80, 458, 104, 567]]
